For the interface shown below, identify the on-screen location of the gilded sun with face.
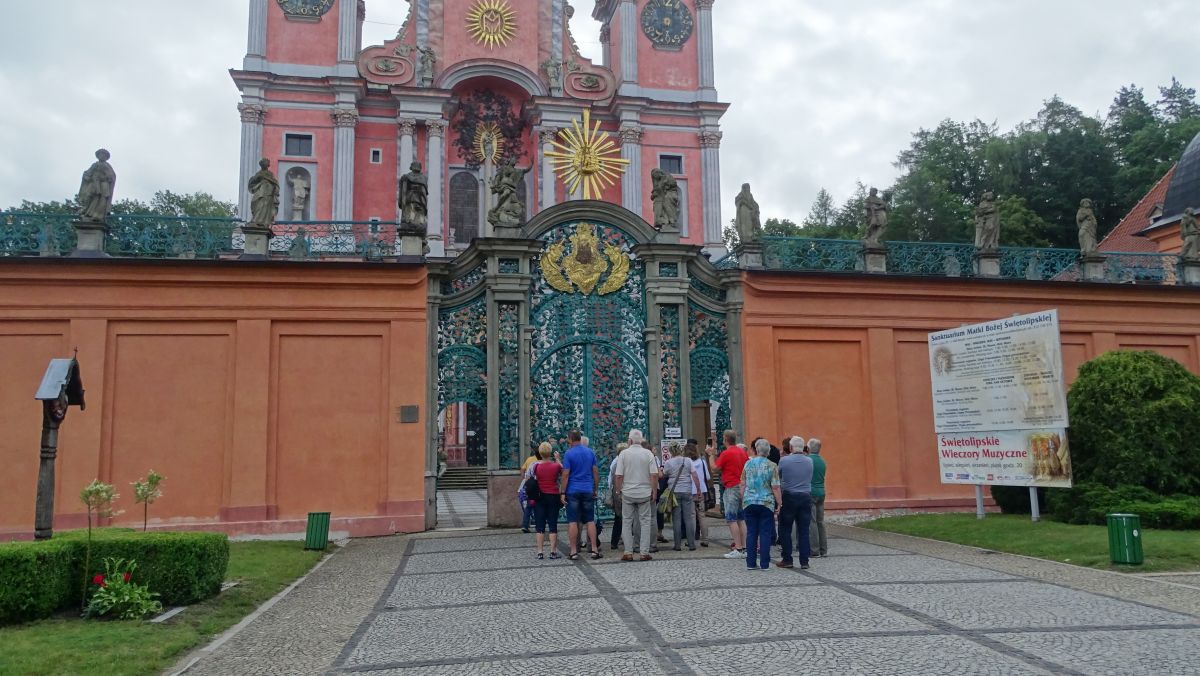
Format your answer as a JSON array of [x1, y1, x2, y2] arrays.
[[467, 0, 516, 49], [545, 109, 630, 200]]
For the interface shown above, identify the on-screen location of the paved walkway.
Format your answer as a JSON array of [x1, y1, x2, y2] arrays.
[[435, 489, 488, 530], [180, 522, 1200, 675]]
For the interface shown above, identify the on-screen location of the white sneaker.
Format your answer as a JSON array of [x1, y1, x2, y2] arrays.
[[723, 549, 743, 559]]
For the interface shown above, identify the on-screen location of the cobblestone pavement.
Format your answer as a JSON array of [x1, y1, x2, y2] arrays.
[[181, 521, 1200, 675], [435, 489, 487, 529]]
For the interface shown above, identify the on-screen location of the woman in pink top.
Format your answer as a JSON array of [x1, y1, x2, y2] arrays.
[[530, 442, 563, 559]]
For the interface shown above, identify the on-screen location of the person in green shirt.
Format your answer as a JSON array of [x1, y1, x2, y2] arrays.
[[808, 439, 828, 557]]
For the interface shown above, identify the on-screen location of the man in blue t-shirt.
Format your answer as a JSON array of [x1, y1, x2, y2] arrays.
[[561, 429, 601, 559]]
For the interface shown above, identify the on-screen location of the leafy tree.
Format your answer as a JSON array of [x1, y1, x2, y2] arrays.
[[132, 470, 165, 532], [762, 217, 802, 237], [994, 195, 1051, 247], [829, 182, 869, 239], [7, 191, 234, 218], [79, 480, 120, 609], [1157, 77, 1200, 123]]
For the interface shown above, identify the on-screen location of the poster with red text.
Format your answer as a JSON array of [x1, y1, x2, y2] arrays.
[[937, 429, 1072, 487]]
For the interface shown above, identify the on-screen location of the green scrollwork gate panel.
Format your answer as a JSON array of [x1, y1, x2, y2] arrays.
[[688, 301, 731, 435], [530, 220, 649, 518], [497, 302, 521, 469], [437, 296, 487, 432]]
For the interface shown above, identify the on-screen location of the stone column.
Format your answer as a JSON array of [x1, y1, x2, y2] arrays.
[[331, 107, 359, 221], [397, 117, 416, 220], [337, 0, 359, 64], [427, 120, 446, 255], [620, 125, 643, 213], [974, 250, 1001, 278], [618, 0, 638, 86], [1182, 258, 1200, 286], [1082, 253, 1107, 282], [695, 0, 716, 95], [699, 131, 723, 253], [246, 0, 268, 59], [237, 103, 266, 221], [863, 244, 888, 273], [539, 128, 559, 212]]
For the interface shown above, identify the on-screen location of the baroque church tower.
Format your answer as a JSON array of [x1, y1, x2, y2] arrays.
[[232, 0, 728, 256]]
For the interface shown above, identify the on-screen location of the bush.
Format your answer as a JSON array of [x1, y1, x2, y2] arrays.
[[990, 485, 1046, 514], [1046, 481, 1200, 529], [0, 539, 76, 625], [0, 529, 229, 624], [1067, 351, 1200, 494], [83, 558, 162, 620]]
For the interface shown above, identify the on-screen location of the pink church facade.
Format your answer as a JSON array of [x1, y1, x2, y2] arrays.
[[232, 0, 728, 257]]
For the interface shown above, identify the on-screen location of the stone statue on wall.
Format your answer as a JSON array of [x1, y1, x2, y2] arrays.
[[247, 158, 280, 228], [1181, 207, 1200, 262], [651, 168, 680, 231], [974, 191, 1000, 251], [399, 161, 429, 230], [542, 58, 564, 95], [488, 157, 531, 228], [734, 183, 762, 244], [1076, 198, 1098, 255], [418, 46, 436, 87], [77, 149, 116, 223], [288, 171, 310, 221], [863, 187, 889, 247]]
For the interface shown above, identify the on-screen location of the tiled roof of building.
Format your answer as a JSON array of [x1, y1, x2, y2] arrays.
[[1098, 166, 1175, 252]]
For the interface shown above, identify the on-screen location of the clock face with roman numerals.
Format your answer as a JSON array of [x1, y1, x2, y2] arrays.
[[276, 0, 335, 19], [641, 0, 694, 48]]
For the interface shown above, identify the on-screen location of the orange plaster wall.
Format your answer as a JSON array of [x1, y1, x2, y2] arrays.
[[0, 261, 428, 539], [740, 272, 1200, 508]]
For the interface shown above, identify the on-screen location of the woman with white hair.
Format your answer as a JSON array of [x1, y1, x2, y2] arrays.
[[740, 438, 781, 570]]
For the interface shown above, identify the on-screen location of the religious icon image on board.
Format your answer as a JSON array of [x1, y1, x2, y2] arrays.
[[932, 346, 955, 376]]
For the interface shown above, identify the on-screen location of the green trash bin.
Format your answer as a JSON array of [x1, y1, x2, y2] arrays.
[[1107, 513, 1144, 565], [305, 512, 331, 551]]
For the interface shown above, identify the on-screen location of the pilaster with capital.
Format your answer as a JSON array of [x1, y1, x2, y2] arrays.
[[539, 128, 559, 212], [331, 107, 359, 221], [237, 103, 266, 221], [397, 118, 417, 220], [620, 125, 644, 214], [696, 0, 717, 92], [699, 131, 724, 252], [427, 120, 446, 255]]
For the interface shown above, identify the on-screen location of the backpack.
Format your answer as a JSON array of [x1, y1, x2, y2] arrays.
[[523, 462, 543, 502]]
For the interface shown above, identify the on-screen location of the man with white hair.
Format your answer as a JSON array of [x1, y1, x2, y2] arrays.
[[808, 438, 828, 558], [613, 430, 659, 561], [776, 436, 813, 569]]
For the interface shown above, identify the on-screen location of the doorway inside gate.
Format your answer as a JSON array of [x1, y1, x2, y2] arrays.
[[436, 402, 488, 528]]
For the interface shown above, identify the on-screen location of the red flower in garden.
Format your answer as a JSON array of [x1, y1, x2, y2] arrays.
[[123, 572, 131, 583], [93, 574, 105, 587]]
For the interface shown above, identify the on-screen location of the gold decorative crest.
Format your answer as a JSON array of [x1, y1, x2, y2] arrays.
[[467, 0, 516, 49], [473, 122, 504, 163], [545, 109, 630, 200], [542, 223, 630, 295]]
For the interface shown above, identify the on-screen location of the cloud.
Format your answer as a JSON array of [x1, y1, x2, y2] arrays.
[[1, 0, 1196, 228]]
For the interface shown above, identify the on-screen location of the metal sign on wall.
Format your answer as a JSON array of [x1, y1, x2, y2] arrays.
[[927, 309, 1072, 488]]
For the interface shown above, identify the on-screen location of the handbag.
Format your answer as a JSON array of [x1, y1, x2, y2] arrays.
[[657, 461, 688, 521], [523, 462, 542, 503]]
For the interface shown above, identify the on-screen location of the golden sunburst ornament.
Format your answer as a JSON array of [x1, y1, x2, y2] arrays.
[[467, 0, 516, 49], [545, 109, 630, 200], [473, 122, 504, 163]]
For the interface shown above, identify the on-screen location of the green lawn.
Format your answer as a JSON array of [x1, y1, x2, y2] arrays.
[[862, 513, 1200, 573], [0, 541, 325, 676]]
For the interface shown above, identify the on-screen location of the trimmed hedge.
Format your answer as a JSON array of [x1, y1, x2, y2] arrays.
[[990, 485, 1047, 515], [1046, 482, 1200, 530], [0, 529, 229, 625]]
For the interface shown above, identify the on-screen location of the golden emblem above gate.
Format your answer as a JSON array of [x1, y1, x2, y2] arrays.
[[542, 223, 630, 295]]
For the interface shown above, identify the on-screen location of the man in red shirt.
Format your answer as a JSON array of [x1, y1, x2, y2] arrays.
[[709, 430, 748, 558]]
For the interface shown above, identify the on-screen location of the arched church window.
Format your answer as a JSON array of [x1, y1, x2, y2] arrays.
[[449, 171, 480, 245]]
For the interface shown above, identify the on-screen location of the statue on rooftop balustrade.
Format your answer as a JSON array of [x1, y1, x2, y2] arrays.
[[77, 149, 116, 223], [734, 183, 762, 244], [399, 161, 429, 231], [1076, 198, 1098, 255], [863, 187, 889, 247], [1181, 208, 1200, 262], [974, 192, 1000, 251], [247, 158, 280, 228], [651, 168, 680, 231]]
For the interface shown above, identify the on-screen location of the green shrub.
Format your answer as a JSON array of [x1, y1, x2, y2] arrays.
[[83, 558, 163, 620], [990, 485, 1046, 514], [0, 539, 76, 625], [1067, 351, 1200, 494], [1124, 498, 1200, 530], [1046, 482, 1200, 529], [0, 529, 229, 624]]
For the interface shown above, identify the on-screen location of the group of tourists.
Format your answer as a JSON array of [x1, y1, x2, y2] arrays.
[[519, 428, 828, 570]]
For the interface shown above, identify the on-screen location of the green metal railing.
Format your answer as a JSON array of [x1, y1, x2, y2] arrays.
[[886, 241, 975, 276], [763, 236, 862, 272], [1103, 252, 1180, 285], [269, 221, 401, 260], [107, 215, 240, 258], [0, 213, 76, 256], [999, 247, 1081, 281]]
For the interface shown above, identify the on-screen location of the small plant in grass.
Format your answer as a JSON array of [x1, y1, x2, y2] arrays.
[[79, 479, 121, 609], [83, 557, 162, 620], [132, 470, 165, 532]]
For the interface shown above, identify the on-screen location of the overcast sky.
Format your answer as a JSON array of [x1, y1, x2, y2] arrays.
[[1, 1, 1196, 222]]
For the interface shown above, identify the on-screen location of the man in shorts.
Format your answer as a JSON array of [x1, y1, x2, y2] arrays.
[[709, 430, 748, 558], [561, 429, 601, 559]]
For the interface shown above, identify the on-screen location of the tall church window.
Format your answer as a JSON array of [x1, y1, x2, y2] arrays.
[[449, 171, 480, 245]]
